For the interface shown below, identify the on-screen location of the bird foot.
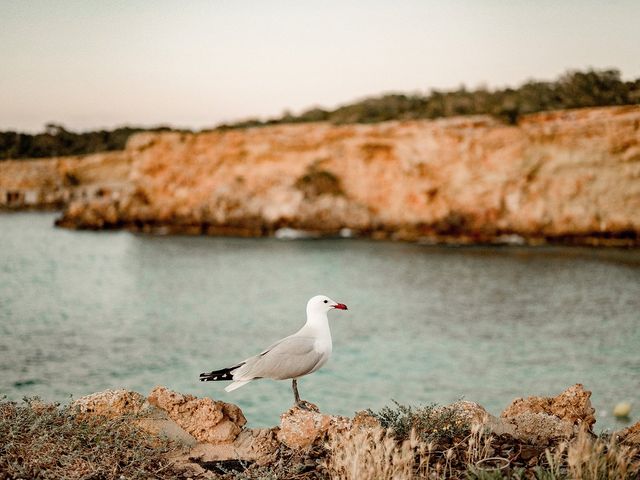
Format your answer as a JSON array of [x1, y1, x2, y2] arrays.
[[295, 400, 315, 411]]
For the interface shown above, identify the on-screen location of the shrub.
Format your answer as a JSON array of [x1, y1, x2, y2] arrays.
[[294, 167, 344, 199], [367, 400, 470, 445]]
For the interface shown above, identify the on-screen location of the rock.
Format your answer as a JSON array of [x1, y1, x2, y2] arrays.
[[502, 411, 575, 445], [352, 410, 381, 430], [27, 399, 58, 415], [446, 400, 491, 425], [147, 386, 246, 444], [187, 428, 280, 466], [136, 406, 198, 446], [617, 421, 640, 446], [73, 389, 146, 417], [502, 384, 596, 429], [232, 428, 280, 464], [277, 402, 352, 450], [500, 384, 596, 444], [441, 400, 516, 437], [73, 389, 199, 445]]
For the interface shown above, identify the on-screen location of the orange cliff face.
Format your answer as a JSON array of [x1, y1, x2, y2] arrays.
[[26, 106, 640, 244]]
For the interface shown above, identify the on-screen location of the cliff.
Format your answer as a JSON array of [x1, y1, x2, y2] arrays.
[[0, 152, 131, 210], [3, 106, 639, 245]]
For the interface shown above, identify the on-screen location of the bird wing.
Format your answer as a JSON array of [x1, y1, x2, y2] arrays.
[[233, 335, 324, 381]]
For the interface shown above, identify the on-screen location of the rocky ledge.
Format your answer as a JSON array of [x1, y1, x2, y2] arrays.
[[69, 384, 638, 479]]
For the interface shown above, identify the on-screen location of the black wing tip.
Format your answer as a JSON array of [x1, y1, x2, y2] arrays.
[[199, 370, 234, 382], [199, 363, 244, 382]]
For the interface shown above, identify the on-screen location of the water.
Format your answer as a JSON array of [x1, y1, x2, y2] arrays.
[[1, 212, 639, 431]]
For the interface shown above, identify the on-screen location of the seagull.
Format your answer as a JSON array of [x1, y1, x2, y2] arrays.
[[199, 295, 348, 406]]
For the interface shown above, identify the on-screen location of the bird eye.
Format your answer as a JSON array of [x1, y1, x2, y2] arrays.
[[323, 300, 328, 303]]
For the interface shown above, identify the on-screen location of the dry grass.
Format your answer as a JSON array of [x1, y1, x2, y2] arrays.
[[0, 398, 180, 479], [567, 430, 640, 479], [325, 423, 640, 480], [325, 424, 497, 480], [325, 426, 428, 480]]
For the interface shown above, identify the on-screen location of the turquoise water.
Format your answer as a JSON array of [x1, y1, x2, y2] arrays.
[[1, 212, 639, 431]]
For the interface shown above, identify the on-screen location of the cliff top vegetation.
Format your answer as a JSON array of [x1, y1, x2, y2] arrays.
[[2, 68, 639, 161], [219, 69, 640, 130]]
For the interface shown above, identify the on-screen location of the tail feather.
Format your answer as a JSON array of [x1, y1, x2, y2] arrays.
[[199, 364, 241, 382], [225, 380, 252, 392]]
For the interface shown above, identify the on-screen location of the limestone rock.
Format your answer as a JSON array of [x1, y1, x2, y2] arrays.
[[446, 400, 491, 425], [502, 411, 575, 445], [147, 386, 246, 444], [617, 421, 640, 446], [501, 384, 595, 444], [135, 406, 198, 446], [187, 428, 280, 466], [73, 389, 145, 417], [233, 428, 280, 464], [352, 410, 381, 430], [278, 402, 351, 450], [502, 384, 595, 429]]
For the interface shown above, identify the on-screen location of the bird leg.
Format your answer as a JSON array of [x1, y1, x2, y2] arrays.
[[292, 379, 301, 405], [292, 379, 314, 410]]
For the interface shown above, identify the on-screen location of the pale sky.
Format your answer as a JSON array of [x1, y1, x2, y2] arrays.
[[1, 0, 639, 132]]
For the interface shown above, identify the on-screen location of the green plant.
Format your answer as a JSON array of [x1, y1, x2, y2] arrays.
[[367, 400, 470, 445], [294, 168, 344, 199]]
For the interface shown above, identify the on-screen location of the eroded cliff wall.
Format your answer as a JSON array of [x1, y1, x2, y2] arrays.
[[4, 106, 639, 244]]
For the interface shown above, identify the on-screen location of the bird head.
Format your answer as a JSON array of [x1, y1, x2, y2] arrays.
[[307, 295, 348, 316]]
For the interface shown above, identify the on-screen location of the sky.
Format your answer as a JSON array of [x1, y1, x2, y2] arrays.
[[1, 0, 639, 133]]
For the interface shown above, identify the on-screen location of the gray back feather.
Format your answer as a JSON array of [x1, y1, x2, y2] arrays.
[[234, 336, 323, 381]]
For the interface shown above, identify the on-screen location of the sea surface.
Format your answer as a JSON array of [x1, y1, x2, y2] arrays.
[[1, 212, 639, 431]]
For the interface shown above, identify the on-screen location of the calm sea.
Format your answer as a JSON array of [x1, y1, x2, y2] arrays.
[[1, 212, 638, 431]]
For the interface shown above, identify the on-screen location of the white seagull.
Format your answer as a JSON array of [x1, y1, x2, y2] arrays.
[[199, 295, 348, 406]]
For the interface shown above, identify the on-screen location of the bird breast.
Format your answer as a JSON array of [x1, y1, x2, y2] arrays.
[[313, 334, 332, 357]]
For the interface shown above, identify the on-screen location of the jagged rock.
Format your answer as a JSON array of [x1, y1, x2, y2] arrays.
[[352, 410, 380, 430], [500, 384, 595, 444], [73, 389, 198, 445], [147, 386, 246, 444], [73, 389, 145, 416], [617, 421, 640, 446], [233, 428, 281, 464], [502, 411, 575, 445], [277, 402, 351, 450], [441, 400, 515, 436], [502, 384, 595, 429], [187, 428, 280, 466], [446, 400, 490, 425], [136, 406, 198, 446]]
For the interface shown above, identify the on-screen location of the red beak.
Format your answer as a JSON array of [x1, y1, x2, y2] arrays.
[[333, 303, 348, 310]]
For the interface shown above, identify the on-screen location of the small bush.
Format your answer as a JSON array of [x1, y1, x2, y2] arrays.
[[294, 168, 344, 199], [367, 400, 470, 446]]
